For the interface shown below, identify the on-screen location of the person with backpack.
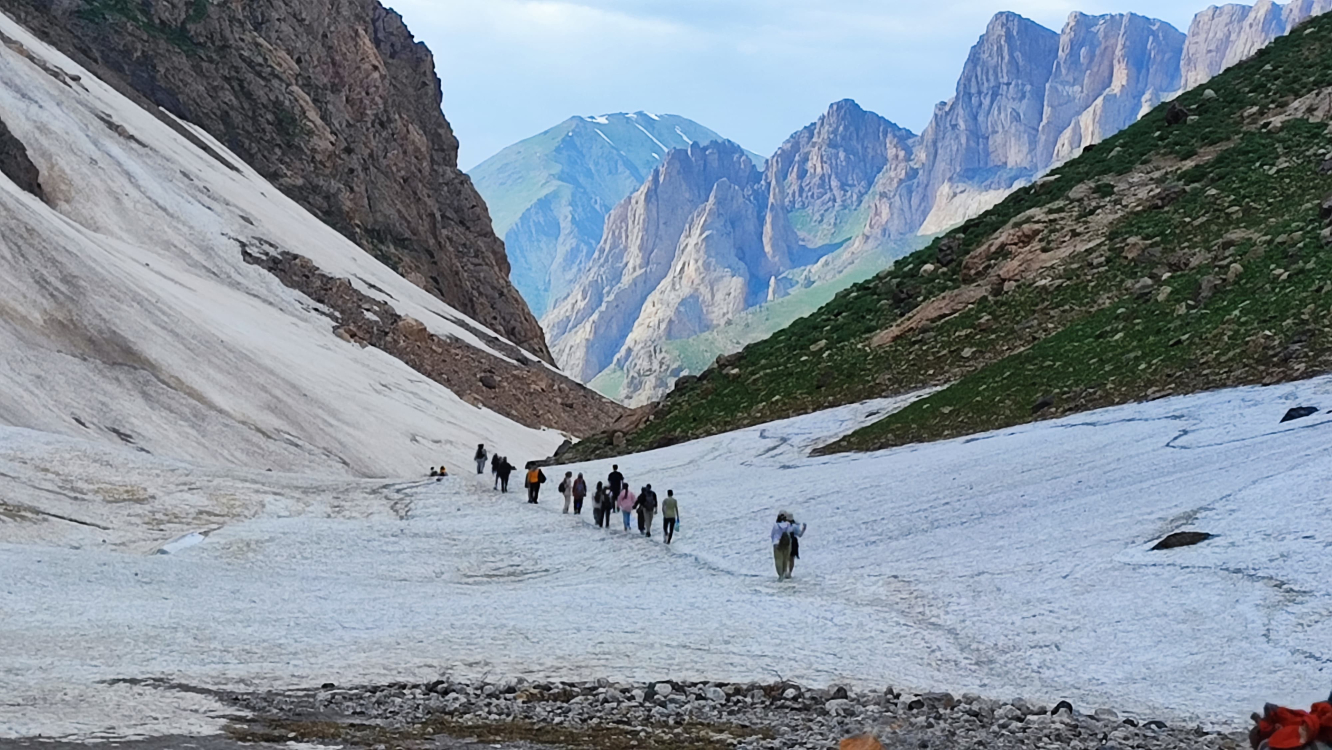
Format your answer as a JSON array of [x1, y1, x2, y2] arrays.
[[474, 444, 488, 475], [525, 463, 546, 504], [661, 489, 680, 544], [496, 457, 514, 493], [572, 473, 587, 515], [591, 481, 608, 527], [558, 471, 574, 513], [771, 511, 806, 580], [491, 453, 502, 489], [634, 484, 658, 537], [607, 465, 624, 500], [615, 483, 636, 531]]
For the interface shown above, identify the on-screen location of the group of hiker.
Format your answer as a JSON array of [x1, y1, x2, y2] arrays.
[[466, 445, 806, 576]]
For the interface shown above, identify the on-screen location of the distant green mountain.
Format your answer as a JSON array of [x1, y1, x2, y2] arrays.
[[470, 113, 760, 317]]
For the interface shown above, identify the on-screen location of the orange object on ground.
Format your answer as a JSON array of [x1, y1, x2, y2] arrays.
[[1251, 700, 1332, 749], [840, 735, 884, 750]]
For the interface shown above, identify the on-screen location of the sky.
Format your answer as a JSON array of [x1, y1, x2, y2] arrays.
[[389, 1, 1218, 170]]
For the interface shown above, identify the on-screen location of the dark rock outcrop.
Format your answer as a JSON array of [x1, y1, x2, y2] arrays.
[[0, 0, 550, 359], [0, 113, 43, 200], [242, 249, 625, 437], [1152, 532, 1213, 550]]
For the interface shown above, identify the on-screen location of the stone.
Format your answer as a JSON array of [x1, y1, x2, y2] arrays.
[[1280, 406, 1319, 423], [0, 115, 45, 202], [826, 685, 850, 701], [1152, 531, 1213, 550], [1226, 263, 1244, 283], [479, 373, 500, 390], [1202, 88, 1218, 100], [654, 682, 674, 697], [705, 687, 727, 702], [1165, 102, 1192, 126], [1032, 395, 1055, 414], [1095, 707, 1120, 721]]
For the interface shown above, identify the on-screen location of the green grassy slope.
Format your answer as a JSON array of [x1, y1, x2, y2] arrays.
[[569, 15, 1332, 458]]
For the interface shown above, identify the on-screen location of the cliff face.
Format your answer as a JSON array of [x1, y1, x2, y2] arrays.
[[471, 112, 748, 318], [764, 99, 916, 249], [1180, 0, 1332, 89], [905, 12, 1060, 236], [1038, 13, 1185, 169], [0, 0, 551, 359], [544, 141, 766, 383]]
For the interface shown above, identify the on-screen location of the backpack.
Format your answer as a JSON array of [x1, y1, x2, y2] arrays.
[[558, 479, 567, 493]]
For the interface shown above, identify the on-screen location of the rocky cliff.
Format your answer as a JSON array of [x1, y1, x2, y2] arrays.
[[764, 99, 916, 250], [900, 12, 1060, 239], [471, 112, 751, 318], [1037, 13, 1185, 168], [0, 0, 551, 359], [1180, 0, 1332, 89]]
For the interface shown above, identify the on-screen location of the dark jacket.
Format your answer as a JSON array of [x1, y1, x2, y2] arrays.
[[496, 462, 514, 479], [475, 446, 487, 460], [608, 471, 624, 496], [634, 488, 658, 513]]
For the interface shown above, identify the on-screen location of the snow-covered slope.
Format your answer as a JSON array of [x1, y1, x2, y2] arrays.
[[4, 375, 1330, 739], [0, 12, 569, 475]]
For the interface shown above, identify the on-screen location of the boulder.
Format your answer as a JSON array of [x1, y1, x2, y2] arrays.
[[1165, 102, 1192, 126], [1280, 406, 1319, 423], [1152, 531, 1212, 550]]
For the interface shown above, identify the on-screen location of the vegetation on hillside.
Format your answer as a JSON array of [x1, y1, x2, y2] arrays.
[[565, 13, 1332, 459]]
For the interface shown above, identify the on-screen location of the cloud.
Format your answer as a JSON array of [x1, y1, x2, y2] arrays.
[[396, 1, 1223, 169]]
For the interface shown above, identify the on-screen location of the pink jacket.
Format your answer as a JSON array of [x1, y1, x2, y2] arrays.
[[616, 489, 636, 512]]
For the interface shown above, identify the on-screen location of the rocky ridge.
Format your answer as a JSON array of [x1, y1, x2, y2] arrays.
[[471, 113, 750, 318], [0, 0, 551, 360], [229, 677, 1244, 750]]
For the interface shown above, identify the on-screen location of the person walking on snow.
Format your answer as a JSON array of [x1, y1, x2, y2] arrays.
[[525, 464, 546, 504], [634, 484, 658, 537], [591, 481, 608, 527], [771, 511, 806, 580], [474, 444, 488, 475], [496, 457, 514, 493], [615, 483, 636, 532], [607, 464, 624, 500], [558, 471, 574, 513], [572, 473, 587, 515], [661, 490, 680, 544], [491, 453, 502, 489]]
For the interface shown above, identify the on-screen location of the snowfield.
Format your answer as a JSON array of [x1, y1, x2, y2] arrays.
[[3, 377, 1332, 740]]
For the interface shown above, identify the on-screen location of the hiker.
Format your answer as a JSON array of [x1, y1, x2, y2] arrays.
[[525, 463, 547, 504], [661, 489, 679, 544], [591, 481, 608, 527], [771, 511, 806, 580], [429, 467, 439, 477], [474, 444, 488, 475], [607, 464, 624, 500], [615, 483, 636, 531], [634, 484, 658, 537], [572, 473, 587, 515], [559, 471, 574, 513], [491, 453, 502, 489], [496, 457, 513, 493]]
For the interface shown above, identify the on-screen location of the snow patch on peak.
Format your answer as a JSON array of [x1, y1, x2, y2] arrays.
[[675, 126, 693, 145], [632, 121, 669, 154], [583, 115, 611, 125], [643, 111, 661, 120], [594, 128, 615, 147]]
